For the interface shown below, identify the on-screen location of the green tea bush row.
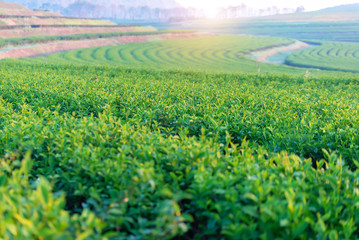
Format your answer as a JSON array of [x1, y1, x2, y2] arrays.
[[1, 61, 359, 238], [286, 41, 359, 72], [2, 101, 359, 239], [1, 61, 358, 163], [0, 29, 190, 48]]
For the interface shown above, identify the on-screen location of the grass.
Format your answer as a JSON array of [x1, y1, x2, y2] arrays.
[[26, 35, 311, 75], [1, 60, 359, 238]]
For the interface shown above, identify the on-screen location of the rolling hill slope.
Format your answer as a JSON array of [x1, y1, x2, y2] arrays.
[[0, 0, 60, 16], [0, 0, 202, 59], [258, 3, 359, 22], [157, 4, 359, 42], [0, 0, 116, 25]]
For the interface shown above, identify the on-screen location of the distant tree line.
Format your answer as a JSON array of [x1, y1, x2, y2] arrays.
[[41, 2, 305, 21]]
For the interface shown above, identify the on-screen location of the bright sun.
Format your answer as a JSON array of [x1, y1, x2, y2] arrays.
[[184, 1, 220, 18], [203, 6, 218, 18]]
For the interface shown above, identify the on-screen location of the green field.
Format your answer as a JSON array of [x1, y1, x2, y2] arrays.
[[2, 60, 359, 239], [286, 41, 359, 72], [26, 35, 311, 74]]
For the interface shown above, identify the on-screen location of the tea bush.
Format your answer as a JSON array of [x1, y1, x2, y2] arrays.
[[1, 60, 359, 238], [0, 153, 104, 239]]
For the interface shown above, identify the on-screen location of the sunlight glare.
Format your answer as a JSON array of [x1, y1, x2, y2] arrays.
[[204, 6, 218, 18], [187, 1, 220, 18]]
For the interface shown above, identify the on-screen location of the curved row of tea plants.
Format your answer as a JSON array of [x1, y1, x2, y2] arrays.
[[1, 61, 359, 238], [286, 41, 359, 72], [26, 35, 307, 74], [0, 29, 189, 48]]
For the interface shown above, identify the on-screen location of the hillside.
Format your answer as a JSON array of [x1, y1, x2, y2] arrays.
[[2, 0, 203, 20], [0, 0, 116, 25], [0, 0, 210, 60], [316, 3, 359, 13], [156, 3, 359, 42], [259, 4, 359, 22], [0, 1, 60, 16]]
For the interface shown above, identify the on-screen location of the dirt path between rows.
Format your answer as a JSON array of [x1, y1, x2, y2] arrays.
[[247, 40, 310, 63], [0, 32, 212, 59]]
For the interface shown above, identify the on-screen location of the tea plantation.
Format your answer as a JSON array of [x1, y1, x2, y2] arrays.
[[26, 35, 308, 74], [286, 41, 359, 73], [2, 60, 359, 239]]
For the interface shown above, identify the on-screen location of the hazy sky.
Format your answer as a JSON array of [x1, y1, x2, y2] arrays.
[[178, 0, 359, 11]]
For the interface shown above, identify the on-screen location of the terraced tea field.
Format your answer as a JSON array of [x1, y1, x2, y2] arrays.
[[0, 1, 115, 26], [0, 31, 209, 59], [0, 1, 166, 60], [28, 35, 309, 74], [0, 25, 155, 39], [286, 41, 359, 72]]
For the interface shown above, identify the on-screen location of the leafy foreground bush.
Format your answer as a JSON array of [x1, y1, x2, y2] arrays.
[[2, 132, 359, 239], [0, 154, 104, 239], [1, 61, 359, 238]]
